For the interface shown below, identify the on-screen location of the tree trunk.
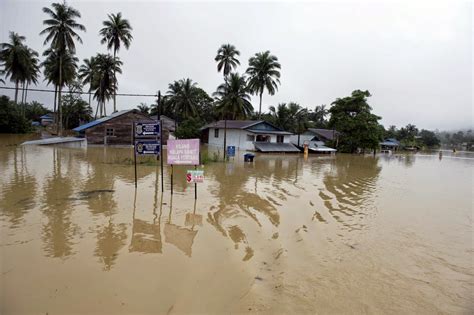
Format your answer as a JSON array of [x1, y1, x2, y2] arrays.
[[113, 50, 117, 113], [21, 82, 26, 117], [25, 82, 29, 104], [258, 91, 263, 119], [14, 80, 19, 106], [57, 54, 63, 136], [94, 101, 99, 119], [223, 118, 227, 160], [104, 100, 107, 116]]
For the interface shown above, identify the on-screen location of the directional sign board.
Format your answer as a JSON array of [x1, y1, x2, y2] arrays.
[[135, 140, 160, 155], [227, 145, 236, 157], [186, 170, 204, 183], [167, 139, 200, 165], [135, 122, 160, 137]]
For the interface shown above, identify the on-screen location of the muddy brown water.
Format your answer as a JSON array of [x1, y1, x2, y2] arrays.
[[0, 134, 473, 314]]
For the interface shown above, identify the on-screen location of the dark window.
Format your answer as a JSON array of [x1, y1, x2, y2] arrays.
[[247, 135, 254, 142], [106, 128, 114, 136], [277, 135, 284, 143], [214, 128, 219, 138]]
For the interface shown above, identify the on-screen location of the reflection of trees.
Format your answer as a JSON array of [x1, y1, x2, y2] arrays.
[[95, 220, 127, 270], [41, 148, 78, 259], [320, 155, 381, 231], [0, 147, 37, 228]]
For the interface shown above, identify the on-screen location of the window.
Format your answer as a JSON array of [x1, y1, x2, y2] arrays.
[[277, 135, 284, 143], [106, 128, 114, 136], [247, 135, 255, 142], [214, 128, 219, 138]]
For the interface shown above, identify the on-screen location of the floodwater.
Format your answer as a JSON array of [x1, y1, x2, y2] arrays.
[[0, 134, 473, 314]]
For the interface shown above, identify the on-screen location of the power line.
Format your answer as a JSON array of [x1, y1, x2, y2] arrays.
[[0, 86, 157, 97]]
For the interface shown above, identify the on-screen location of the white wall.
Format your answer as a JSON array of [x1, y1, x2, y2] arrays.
[[207, 128, 292, 151]]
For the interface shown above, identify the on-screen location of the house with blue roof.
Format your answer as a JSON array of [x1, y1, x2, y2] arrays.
[[73, 109, 160, 145], [380, 138, 400, 152]]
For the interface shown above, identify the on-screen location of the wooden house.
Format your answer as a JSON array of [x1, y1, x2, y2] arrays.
[[73, 109, 170, 145]]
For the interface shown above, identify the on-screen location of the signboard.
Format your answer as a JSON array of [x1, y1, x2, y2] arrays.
[[227, 145, 236, 157], [167, 139, 200, 165], [135, 140, 160, 155], [186, 170, 204, 183], [135, 122, 160, 136]]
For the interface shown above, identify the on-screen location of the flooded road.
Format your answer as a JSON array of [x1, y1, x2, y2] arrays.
[[0, 134, 473, 314]]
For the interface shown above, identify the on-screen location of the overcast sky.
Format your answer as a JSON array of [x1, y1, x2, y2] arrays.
[[1, 0, 472, 130]]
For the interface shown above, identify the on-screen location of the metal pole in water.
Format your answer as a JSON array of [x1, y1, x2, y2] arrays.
[[133, 121, 137, 188]]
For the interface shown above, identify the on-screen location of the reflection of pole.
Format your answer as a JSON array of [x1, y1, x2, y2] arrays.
[[168, 194, 173, 223], [133, 121, 137, 188], [160, 118, 164, 192], [194, 165, 197, 200], [171, 164, 174, 195], [133, 185, 137, 219]]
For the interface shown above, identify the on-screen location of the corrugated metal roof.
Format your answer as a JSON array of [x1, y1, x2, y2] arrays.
[[254, 142, 300, 152], [247, 129, 293, 135], [73, 109, 136, 132], [201, 120, 262, 130]]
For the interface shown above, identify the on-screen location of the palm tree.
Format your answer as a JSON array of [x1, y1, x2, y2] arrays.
[[40, 1, 85, 135], [78, 56, 97, 109], [215, 44, 240, 78], [213, 73, 253, 159], [99, 12, 133, 113], [137, 103, 150, 115], [20, 47, 40, 108], [0, 32, 29, 105], [246, 50, 281, 119], [92, 54, 122, 118], [42, 48, 78, 124], [166, 78, 199, 120]]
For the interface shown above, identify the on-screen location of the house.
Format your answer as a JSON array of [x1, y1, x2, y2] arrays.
[[40, 113, 54, 126], [73, 109, 169, 145], [200, 120, 299, 152], [380, 138, 400, 152], [150, 115, 177, 133], [290, 128, 339, 153]]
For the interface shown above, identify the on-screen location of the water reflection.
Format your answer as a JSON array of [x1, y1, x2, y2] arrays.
[[164, 195, 198, 257], [0, 147, 37, 228], [320, 155, 381, 231], [95, 219, 127, 270], [41, 148, 79, 258]]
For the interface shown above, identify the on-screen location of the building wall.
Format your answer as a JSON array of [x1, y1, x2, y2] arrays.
[[85, 112, 169, 145], [207, 128, 290, 151]]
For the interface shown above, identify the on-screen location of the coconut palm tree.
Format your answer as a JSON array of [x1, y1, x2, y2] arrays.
[[92, 54, 122, 118], [166, 78, 199, 120], [20, 47, 40, 108], [0, 32, 30, 105], [215, 44, 240, 78], [99, 12, 133, 113], [42, 48, 78, 124], [213, 73, 253, 159], [246, 51, 281, 119], [78, 56, 98, 109], [40, 1, 85, 134], [137, 103, 149, 115]]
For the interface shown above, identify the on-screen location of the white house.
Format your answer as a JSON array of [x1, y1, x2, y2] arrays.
[[290, 128, 339, 153], [201, 120, 299, 152]]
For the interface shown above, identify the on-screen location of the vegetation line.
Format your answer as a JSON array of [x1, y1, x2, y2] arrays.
[[0, 86, 157, 97]]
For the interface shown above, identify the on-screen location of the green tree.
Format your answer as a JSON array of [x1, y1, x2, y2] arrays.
[[0, 32, 31, 104], [398, 124, 418, 147], [246, 51, 281, 118], [25, 101, 49, 121], [174, 117, 203, 139], [99, 12, 133, 113], [61, 93, 92, 130], [40, 1, 86, 135], [0, 95, 31, 133], [78, 56, 98, 108], [384, 125, 398, 139], [419, 129, 440, 148], [268, 102, 307, 132], [328, 90, 383, 153], [166, 78, 200, 120], [213, 73, 253, 159], [42, 48, 78, 124], [309, 105, 328, 128], [136, 103, 150, 115], [92, 53, 122, 118], [215, 44, 240, 78]]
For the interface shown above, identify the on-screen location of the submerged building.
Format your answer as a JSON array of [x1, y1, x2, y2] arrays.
[[200, 120, 299, 152], [73, 109, 169, 145], [290, 128, 339, 153]]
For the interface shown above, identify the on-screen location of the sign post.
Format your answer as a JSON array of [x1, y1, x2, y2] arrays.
[[167, 139, 201, 198], [133, 120, 161, 188]]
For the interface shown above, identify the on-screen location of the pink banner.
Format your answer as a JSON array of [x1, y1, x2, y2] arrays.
[[167, 139, 200, 165]]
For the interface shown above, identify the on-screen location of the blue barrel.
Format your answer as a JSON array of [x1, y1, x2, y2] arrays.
[[244, 153, 255, 162]]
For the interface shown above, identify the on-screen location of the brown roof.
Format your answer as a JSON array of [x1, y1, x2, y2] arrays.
[[307, 128, 340, 141]]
